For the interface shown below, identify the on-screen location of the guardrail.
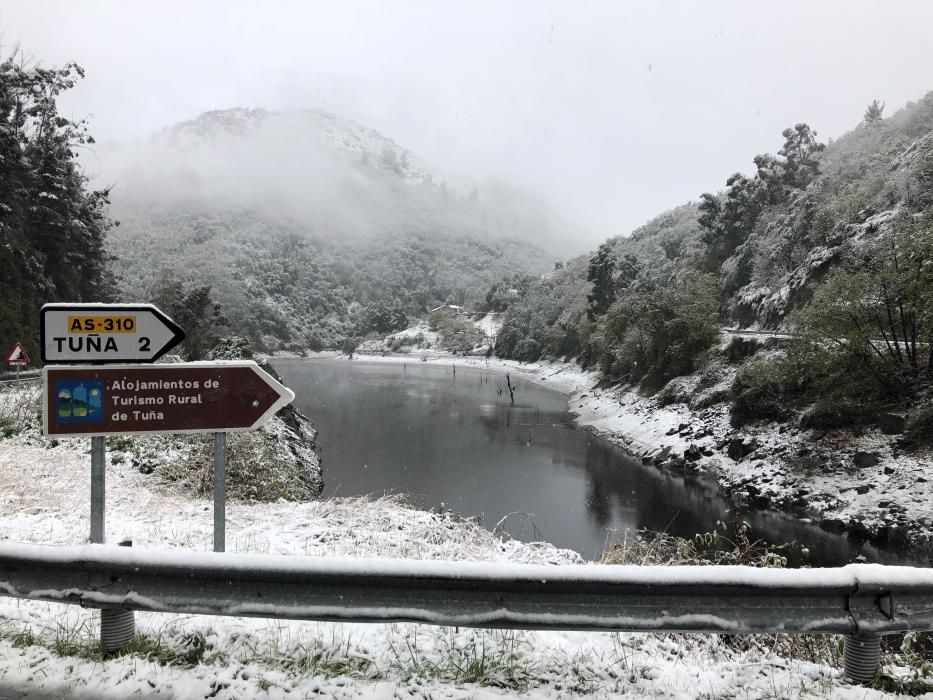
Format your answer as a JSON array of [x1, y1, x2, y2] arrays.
[[2, 542, 932, 684], [0, 372, 40, 385]]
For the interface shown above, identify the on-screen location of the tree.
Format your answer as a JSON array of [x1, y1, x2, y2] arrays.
[[791, 211, 933, 396], [0, 53, 115, 358], [360, 299, 407, 335], [699, 174, 764, 267], [778, 123, 825, 190], [341, 337, 359, 359], [596, 272, 719, 391], [863, 99, 885, 126], [697, 193, 722, 237], [586, 242, 616, 319], [153, 271, 227, 360]]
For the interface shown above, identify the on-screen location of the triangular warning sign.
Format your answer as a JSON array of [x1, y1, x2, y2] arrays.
[[6, 342, 30, 365]]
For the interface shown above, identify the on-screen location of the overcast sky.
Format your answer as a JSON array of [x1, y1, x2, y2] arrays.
[[2, 1, 933, 249]]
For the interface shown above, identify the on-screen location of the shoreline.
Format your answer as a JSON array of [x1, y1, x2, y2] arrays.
[[275, 350, 933, 563]]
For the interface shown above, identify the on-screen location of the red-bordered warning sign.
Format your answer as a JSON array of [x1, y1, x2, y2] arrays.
[[6, 343, 30, 366]]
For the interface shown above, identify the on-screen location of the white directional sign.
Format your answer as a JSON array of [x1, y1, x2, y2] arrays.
[[41, 303, 185, 364]]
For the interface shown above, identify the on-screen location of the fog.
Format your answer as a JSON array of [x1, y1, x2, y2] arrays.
[[3, 0, 933, 251], [97, 108, 572, 253]]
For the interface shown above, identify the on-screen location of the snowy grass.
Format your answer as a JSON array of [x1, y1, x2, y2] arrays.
[[3, 383, 933, 697], [4, 603, 901, 699], [0, 380, 322, 502]]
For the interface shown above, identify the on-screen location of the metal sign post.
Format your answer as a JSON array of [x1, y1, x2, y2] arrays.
[[6, 342, 30, 380], [90, 436, 106, 544], [213, 432, 226, 552], [41, 360, 294, 553]]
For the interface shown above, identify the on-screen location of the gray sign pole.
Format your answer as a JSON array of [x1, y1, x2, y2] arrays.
[[90, 436, 105, 544], [213, 432, 226, 552]]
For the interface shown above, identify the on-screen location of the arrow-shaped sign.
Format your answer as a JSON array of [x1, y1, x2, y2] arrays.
[[42, 361, 295, 437], [41, 303, 185, 364]]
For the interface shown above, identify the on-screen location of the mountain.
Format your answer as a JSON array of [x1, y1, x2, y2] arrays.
[[492, 92, 933, 432], [100, 108, 566, 351]]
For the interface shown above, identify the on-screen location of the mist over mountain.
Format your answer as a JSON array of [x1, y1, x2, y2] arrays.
[[102, 107, 573, 250], [101, 107, 568, 351]]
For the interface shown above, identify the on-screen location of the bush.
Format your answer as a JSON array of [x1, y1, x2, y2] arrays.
[[432, 315, 485, 354], [730, 357, 792, 426], [906, 407, 933, 445], [798, 401, 879, 432], [208, 336, 255, 360], [691, 387, 732, 410], [725, 336, 759, 364], [601, 518, 797, 568], [513, 338, 542, 362], [657, 377, 694, 406], [789, 212, 933, 400]]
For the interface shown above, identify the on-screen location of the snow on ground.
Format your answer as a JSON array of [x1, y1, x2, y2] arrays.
[[1, 375, 930, 697], [343, 336, 933, 559], [473, 312, 502, 340], [356, 321, 442, 355], [0, 443, 922, 700]]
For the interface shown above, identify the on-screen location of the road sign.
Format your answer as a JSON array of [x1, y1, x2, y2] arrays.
[[6, 343, 30, 366], [40, 303, 185, 364], [42, 361, 294, 437]]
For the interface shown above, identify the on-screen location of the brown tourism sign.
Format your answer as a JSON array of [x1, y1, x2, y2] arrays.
[[42, 361, 294, 437]]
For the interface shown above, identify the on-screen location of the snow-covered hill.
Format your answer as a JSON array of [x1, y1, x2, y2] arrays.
[[156, 107, 437, 188], [98, 107, 565, 352]]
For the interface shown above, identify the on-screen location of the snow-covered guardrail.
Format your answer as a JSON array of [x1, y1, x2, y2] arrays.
[[2, 543, 932, 682], [2, 543, 933, 632], [0, 372, 40, 384]]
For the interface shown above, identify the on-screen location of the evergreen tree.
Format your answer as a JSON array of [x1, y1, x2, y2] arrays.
[[153, 270, 227, 360], [778, 123, 825, 189], [863, 99, 885, 126], [586, 242, 616, 319], [0, 53, 114, 361]]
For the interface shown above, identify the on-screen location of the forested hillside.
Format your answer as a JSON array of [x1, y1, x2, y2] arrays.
[[0, 58, 114, 358], [493, 94, 933, 438], [103, 109, 556, 353]]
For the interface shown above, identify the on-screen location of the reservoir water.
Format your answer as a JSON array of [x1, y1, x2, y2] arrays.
[[274, 358, 914, 565]]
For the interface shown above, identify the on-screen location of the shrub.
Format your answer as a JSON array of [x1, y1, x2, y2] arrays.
[[657, 377, 694, 406], [433, 315, 485, 354], [730, 357, 792, 426], [789, 211, 933, 400], [601, 518, 797, 568], [513, 338, 542, 362], [725, 336, 759, 364], [906, 407, 933, 445], [798, 401, 879, 432], [208, 336, 255, 360]]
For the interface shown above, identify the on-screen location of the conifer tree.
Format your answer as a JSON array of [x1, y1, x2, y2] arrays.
[[0, 53, 114, 360]]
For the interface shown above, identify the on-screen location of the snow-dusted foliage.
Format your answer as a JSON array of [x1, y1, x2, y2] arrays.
[[96, 107, 583, 352]]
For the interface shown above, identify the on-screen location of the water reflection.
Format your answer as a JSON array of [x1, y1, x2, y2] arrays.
[[274, 358, 918, 565]]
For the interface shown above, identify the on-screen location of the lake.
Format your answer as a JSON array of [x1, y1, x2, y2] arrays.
[[273, 358, 914, 565]]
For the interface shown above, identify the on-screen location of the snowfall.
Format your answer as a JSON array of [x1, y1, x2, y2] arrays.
[[0, 374, 931, 698]]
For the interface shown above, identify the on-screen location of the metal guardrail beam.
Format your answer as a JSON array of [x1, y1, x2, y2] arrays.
[[0, 373, 40, 385], [2, 543, 933, 635]]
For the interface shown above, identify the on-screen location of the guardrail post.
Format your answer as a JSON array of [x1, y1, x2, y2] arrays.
[[843, 633, 881, 684], [99, 539, 136, 653]]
